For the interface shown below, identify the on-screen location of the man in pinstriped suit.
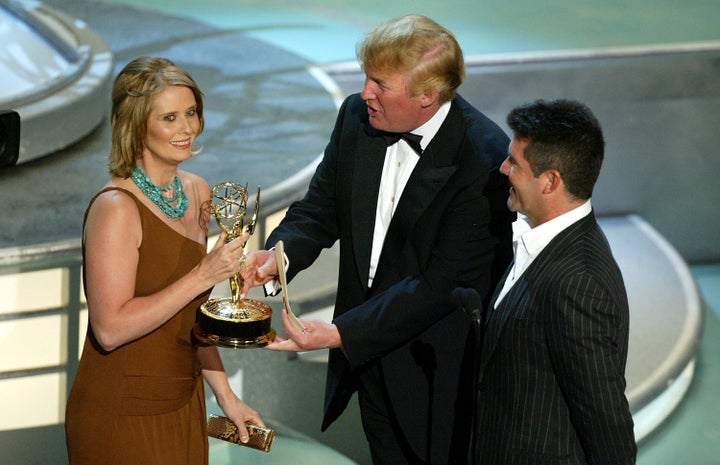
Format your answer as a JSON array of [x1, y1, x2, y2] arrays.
[[475, 99, 637, 464]]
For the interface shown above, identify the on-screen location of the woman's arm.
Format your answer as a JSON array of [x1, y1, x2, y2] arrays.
[[84, 189, 247, 351], [198, 345, 265, 443]]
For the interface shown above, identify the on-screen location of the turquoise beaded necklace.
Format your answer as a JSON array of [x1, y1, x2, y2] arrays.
[[130, 165, 188, 218]]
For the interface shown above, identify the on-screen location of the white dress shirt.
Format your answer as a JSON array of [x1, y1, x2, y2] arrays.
[[493, 200, 593, 307]]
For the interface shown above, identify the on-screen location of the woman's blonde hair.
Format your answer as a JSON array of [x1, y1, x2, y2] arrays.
[[108, 56, 205, 177], [357, 15, 465, 103]]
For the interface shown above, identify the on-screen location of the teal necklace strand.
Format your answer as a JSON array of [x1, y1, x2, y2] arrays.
[[130, 165, 188, 219]]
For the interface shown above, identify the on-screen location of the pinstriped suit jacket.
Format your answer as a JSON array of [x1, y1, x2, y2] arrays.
[[476, 211, 637, 465]]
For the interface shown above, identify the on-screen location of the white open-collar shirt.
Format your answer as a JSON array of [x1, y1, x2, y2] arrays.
[[494, 199, 592, 308]]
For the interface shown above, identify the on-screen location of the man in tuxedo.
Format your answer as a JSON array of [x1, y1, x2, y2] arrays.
[[476, 99, 637, 464], [241, 14, 513, 465]]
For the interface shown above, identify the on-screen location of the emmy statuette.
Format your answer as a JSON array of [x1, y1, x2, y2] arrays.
[[193, 182, 275, 348]]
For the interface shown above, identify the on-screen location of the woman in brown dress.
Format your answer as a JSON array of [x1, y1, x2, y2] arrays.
[[65, 56, 264, 464]]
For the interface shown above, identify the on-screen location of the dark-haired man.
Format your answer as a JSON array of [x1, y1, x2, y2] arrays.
[[476, 99, 637, 465]]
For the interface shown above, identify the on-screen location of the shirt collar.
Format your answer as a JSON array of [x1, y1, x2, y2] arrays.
[[410, 100, 451, 151], [515, 200, 593, 258]]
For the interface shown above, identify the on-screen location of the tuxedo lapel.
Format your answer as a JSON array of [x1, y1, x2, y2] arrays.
[[351, 125, 391, 291], [379, 162, 456, 267], [390, 106, 462, 228], [373, 101, 463, 284]]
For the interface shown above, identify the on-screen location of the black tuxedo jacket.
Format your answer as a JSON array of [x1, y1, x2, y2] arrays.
[[266, 93, 512, 463], [476, 212, 637, 465]]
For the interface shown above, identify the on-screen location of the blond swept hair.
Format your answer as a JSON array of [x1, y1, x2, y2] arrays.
[[357, 15, 465, 103], [108, 56, 205, 178]]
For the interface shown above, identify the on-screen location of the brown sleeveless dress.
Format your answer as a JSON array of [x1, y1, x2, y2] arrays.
[[65, 187, 212, 465]]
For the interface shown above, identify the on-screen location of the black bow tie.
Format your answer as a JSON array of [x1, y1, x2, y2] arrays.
[[383, 132, 423, 155]]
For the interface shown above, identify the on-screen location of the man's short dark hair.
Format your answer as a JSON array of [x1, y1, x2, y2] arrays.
[[507, 99, 604, 200]]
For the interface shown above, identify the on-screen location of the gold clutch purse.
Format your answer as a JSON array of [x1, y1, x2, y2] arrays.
[[207, 414, 275, 452]]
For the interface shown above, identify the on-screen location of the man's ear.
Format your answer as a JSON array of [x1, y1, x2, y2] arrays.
[[419, 89, 440, 109], [542, 169, 563, 194]]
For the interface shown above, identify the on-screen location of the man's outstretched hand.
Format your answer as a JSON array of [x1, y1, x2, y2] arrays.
[[265, 308, 342, 352], [240, 249, 278, 299]]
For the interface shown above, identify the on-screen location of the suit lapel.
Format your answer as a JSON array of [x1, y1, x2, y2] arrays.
[[479, 275, 527, 379], [479, 213, 598, 375]]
